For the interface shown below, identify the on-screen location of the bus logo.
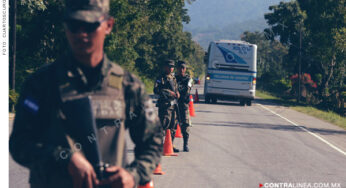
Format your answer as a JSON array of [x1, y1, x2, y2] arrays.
[[217, 45, 247, 64]]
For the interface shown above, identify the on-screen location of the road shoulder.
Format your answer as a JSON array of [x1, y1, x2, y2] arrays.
[[255, 99, 346, 157]]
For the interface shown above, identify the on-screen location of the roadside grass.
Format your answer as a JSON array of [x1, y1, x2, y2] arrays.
[[256, 90, 281, 100], [291, 106, 346, 130], [139, 75, 154, 94], [256, 90, 346, 130], [143, 79, 154, 94]]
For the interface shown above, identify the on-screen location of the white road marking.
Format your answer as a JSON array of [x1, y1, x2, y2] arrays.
[[257, 103, 346, 157]]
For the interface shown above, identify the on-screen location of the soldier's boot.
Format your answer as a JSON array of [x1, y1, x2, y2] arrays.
[[171, 131, 180, 153], [183, 135, 189, 152], [173, 147, 180, 153]]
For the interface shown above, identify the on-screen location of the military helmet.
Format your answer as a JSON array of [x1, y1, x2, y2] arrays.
[[65, 0, 110, 23]]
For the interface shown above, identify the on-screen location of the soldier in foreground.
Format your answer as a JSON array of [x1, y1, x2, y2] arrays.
[[175, 61, 193, 152], [9, 0, 162, 187], [153, 60, 180, 152]]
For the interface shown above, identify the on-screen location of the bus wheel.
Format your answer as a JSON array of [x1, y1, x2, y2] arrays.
[[240, 100, 245, 106], [246, 100, 252, 106]]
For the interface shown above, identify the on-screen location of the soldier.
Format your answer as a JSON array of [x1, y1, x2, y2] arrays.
[[175, 60, 193, 152], [153, 60, 180, 152], [9, 0, 162, 188]]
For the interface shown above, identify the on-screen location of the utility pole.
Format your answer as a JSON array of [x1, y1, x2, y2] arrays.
[[297, 26, 302, 103]]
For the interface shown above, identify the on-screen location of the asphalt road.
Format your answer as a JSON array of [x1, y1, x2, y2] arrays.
[[150, 82, 346, 188], [9, 119, 30, 188], [9, 81, 346, 188]]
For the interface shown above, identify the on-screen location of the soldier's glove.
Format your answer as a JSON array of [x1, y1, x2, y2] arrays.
[[99, 166, 135, 188], [68, 152, 99, 188]]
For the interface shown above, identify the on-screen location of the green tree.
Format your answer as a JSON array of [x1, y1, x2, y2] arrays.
[[13, 0, 205, 97], [264, 1, 307, 74], [298, 0, 345, 112], [241, 31, 289, 95], [14, 0, 66, 91], [264, 0, 345, 113]]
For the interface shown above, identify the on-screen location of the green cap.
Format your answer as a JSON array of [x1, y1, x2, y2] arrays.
[[65, 0, 110, 23], [165, 60, 175, 67], [177, 60, 187, 68]]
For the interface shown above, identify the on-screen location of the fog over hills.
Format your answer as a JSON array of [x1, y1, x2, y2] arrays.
[[184, 0, 287, 49]]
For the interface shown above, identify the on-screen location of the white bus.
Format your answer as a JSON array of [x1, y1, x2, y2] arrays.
[[204, 40, 257, 106]]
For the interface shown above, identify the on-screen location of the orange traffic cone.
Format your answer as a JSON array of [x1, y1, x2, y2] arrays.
[[189, 95, 196, 117], [194, 89, 199, 103], [163, 130, 178, 156], [153, 163, 165, 175], [138, 180, 154, 188], [175, 124, 183, 138]]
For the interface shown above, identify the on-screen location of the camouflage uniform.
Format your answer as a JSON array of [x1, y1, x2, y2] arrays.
[[176, 61, 193, 151], [9, 53, 162, 187], [153, 61, 179, 143], [9, 1, 162, 187]]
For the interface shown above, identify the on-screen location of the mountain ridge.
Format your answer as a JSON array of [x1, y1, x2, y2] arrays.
[[184, 0, 287, 49]]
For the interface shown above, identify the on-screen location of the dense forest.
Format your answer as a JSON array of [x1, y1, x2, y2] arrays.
[[9, 0, 205, 108], [241, 0, 345, 115]]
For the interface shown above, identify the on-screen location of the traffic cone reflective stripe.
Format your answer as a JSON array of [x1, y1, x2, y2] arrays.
[[189, 95, 196, 117], [138, 180, 154, 188], [175, 124, 183, 138], [163, 130, 178, 156], [153, 163, 165, 175]]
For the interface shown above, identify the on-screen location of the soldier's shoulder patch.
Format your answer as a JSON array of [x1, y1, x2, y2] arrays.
[[23, 97, 39, 114], [109, 73, 123, 89], [108, 62, 124, 76]]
